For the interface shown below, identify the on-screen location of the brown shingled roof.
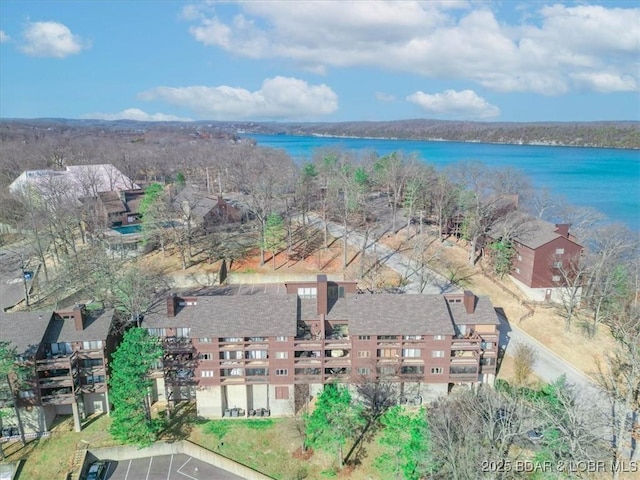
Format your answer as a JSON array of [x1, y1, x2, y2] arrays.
[[0, 311, 54, 357]]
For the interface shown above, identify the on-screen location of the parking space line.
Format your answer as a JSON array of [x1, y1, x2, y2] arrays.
[[124, 459, 132, 480], [177, 457, 198, 480], [104, 461, 113, 479], [146, 457, 153, 480], [167, 454, 173, 480]]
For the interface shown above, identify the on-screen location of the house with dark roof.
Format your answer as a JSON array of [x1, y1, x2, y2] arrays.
[[172, 186, 243, 231], [501, 219, 583, 301], [142, 275, 500, 418], [0, 306, 116, 438], [95, 189, 145, 228]]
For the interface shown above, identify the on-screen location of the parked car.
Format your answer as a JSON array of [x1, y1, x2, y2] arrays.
[[86, 461, 108, 480], [527, 428, 544, 443]]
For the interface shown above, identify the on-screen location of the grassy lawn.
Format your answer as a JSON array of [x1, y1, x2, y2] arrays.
[[189, 416, 386, 480], [2, 414, 117, 480], [1, 406, 385, 480]]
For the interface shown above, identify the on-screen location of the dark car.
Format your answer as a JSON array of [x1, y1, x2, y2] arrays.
[[527, 428, 544, 443], [86, 461, 108, 480]]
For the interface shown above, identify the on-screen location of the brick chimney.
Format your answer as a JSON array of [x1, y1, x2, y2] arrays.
[[167, 293, 177, 317], [316, 275, 328, 316], [463, 291, 476, 314], [555, 224, 570, 238], [72, 304, 86, 331]]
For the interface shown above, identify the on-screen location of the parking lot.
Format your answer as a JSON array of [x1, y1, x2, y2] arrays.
[[103, 453, 245, 480]]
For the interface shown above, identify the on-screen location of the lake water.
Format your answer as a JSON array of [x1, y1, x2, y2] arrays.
[[248, 134, 640, 231]]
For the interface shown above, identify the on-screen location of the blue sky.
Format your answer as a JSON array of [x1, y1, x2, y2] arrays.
[[1, 1, 638, 123]]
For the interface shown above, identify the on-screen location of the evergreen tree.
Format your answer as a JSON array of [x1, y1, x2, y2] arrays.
[[304, 384, 364, 467], [376, 406, 433, 480], [109, 328, 163, 446]]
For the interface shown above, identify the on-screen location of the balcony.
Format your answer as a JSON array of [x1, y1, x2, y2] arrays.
[[38, 377, 74, 388], [451, 332, 482, 351], [164, 337, 194, 352], [40, 389, 79, 405], [450, 350, 479, 364], [36, 351, 78, 370], [449, 366, 479, 382]]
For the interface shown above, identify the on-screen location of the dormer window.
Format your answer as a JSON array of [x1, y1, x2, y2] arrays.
[[297, 287, 317, 299]]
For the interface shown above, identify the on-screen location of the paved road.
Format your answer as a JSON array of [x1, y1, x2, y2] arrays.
[[0, 245, 36, 311]]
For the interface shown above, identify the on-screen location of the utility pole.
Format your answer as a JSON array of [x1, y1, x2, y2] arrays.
[[19, 253, 30, 307]]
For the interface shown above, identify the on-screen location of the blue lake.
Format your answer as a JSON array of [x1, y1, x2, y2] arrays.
[[248, 134, 640, 231]]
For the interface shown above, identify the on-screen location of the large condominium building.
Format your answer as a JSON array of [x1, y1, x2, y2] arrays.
[[142, 275, 500, 418], [0, 306, 116, 438]]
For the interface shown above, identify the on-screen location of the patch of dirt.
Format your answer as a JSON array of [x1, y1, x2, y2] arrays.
[[292, 446, 314, 460]]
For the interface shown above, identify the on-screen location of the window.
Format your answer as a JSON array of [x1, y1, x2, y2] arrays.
[[19, 390, 35, 398], [431, 350, 445, 358], [275, 386, 289, 399], [220, 337, 242, 343], [84, 375, 105, 384], [378, 366, 396, 376], [555, 248, 565, 255], [199, 337, 212, 343], [275, 352, 288, 359], [357, 351, 371, 358], [480, 342, 493, 350], [517, 255, 522, 261], [246, 368, 268, 376], [357, 367, 370, 375], [297, 287, 317, 298], [378, 335, 397, 340], [199, 353, 213, 361], [176, 327, 191, 338], [82, 340, 103, 350], [358, 335, 371, 341], [328, 286, 345, 298], [220, 350, 243, 360], [378, 348, 399, 358], [148, 328, 167, 337], [49, 342, 72, 355], [552, 275, 561, 282], [246, 350, 268, 359], [553, 261, 562, 268], [433, 335, 445, 341], [403, 348, 421, 358], [430, 367, 444, 375], [276, 336, 287, 342], [275, 369, 288, 376], [201, 370, 214, 378], [403, 335, 422, 340]]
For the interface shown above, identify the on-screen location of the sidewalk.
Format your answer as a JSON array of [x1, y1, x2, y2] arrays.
[[304, 213, 459, 294]]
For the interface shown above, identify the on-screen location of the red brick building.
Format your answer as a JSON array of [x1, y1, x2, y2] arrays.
[[508, 220, 583, 301], [0, 306, 116, 438], [142, 276, 500, 418]]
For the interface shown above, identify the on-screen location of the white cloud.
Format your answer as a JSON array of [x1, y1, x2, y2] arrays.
[[184, 2, 640, 95], [375, 92, 396, 102], [83, 109, 192, 122], [407, 89, 500, 119], [138, 76, 338, 120], [0, 30, 9, 43], [19, 21, 88, 58]]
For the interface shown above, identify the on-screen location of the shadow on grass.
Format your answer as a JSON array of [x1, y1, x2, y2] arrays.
[[82, 412, 106, 430], [159, 401, 197, 441]]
